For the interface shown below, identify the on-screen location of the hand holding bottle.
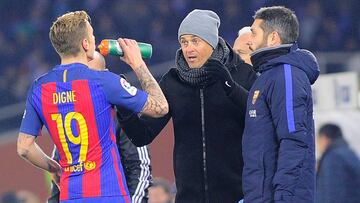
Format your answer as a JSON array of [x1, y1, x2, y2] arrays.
[[98, 39, 152, 58]]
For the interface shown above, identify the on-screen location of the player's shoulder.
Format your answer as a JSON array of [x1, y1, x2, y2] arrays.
[[32, 70, 54, 87], [68, 65, 119, 82]]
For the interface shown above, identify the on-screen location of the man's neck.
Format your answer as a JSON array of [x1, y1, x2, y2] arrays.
[[61, 54, 89, 66]]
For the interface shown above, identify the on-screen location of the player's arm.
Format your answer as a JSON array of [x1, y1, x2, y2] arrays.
[[118, 38, 169, 118], [17, 133, 61, 186], [18, 83, 61, 187], [116, 76, 171, 147]]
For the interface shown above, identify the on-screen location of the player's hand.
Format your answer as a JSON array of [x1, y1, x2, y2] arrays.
[[50, 161, 62, 189], [117, 38, 145, 70], [50, 172, 61, 190]]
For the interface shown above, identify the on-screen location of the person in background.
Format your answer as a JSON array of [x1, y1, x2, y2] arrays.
[[243, 6, 320, 203], [233, 26, 253, 65], [316, 123, 360, 203], [47, 51, 152, 203], [148, 178, 173, 203], [0, 190, 40, 203]]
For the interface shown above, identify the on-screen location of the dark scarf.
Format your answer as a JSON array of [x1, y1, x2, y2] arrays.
[[250, 44, 292, 73], [175, 37, 230, 86]]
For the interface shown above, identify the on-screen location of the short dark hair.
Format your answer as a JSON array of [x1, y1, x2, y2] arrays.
[[318, 123, 343, 140], [254, 6, 299, 44]]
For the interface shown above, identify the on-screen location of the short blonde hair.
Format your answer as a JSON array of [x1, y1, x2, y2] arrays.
[[49, 10, 91, 57]]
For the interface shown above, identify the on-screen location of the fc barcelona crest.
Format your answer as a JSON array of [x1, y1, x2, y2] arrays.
[[252, 90, 260, 104]]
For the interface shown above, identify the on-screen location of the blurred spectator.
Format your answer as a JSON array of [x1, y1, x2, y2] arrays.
[[298, 1, 322, 49], [233, 26, 252, 65], [316, 123, 360, 203], [1, 0, 360, 131], [0, 190, 40, 203], [148, 178, 173, 203]]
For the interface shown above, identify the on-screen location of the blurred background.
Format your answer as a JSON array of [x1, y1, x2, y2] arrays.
[[0, 0, 359, 202]]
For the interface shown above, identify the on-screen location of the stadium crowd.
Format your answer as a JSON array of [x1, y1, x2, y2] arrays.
[[0, 0, 360, 107]]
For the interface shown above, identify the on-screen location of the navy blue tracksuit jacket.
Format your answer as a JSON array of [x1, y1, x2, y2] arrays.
[[243, 43, 320, 203]]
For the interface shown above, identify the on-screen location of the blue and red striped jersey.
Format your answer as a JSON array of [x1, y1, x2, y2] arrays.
[[20, 63, 148, 202]]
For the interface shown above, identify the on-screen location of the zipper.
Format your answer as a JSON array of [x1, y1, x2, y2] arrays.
[[200, 88, 209, 203]]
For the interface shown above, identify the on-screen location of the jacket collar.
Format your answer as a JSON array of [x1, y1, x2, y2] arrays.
[[250, 43, 294, 73]]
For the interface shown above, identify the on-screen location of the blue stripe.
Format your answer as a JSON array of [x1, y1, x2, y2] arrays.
[[33, 86, 45, 129], [88, 81, 122, 196], [284, 64, 296, 133]]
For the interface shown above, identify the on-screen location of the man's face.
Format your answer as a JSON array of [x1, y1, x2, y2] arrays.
[[148, 186, 171, 203], [249, 19, 268, 52], [85, 21, 96, 61], [179, 34, 213, 69], [317, 134, 330, 157], [233, 32, 252, 64]]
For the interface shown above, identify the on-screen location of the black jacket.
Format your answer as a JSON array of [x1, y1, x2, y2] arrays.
[[119, 44, 257, 202]]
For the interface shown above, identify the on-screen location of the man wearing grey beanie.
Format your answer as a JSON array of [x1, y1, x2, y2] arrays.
[[117, 9, 257, 203]]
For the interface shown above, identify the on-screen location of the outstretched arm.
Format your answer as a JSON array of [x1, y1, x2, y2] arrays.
[[116, 105, 171, 147]]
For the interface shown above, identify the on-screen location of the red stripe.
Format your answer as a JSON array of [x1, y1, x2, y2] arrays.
[[110, 109, 117, 143], [72, 80, 102, 197], [40, 83, 69, 200], [111, 147, 130, 203], [109, 115, 130, 203]]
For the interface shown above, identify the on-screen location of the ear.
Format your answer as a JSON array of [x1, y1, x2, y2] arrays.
[[82, 38, 89, 51], [267, 31, 281, 47]]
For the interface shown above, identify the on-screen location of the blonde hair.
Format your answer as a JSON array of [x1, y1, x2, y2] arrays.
[[49, 10, 91, 57]]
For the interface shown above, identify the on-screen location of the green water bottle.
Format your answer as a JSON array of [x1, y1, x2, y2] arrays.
[[98, 39, 152, 59]]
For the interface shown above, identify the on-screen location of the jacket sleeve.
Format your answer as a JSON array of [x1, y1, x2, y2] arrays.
[[226, 82, 249, 110], [116, 129, 152, 203], [234, 62, 258, 91], [268, 65, 312, 202], [228, 63, 257, 113]]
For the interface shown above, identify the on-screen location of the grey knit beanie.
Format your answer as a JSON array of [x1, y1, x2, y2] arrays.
[[178, 9, 220, 49]]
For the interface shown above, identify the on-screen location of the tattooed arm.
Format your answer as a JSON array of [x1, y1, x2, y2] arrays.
[[118, 38, 169, 118], [132, 63, 168, 117], [17, 132, 61, 186]]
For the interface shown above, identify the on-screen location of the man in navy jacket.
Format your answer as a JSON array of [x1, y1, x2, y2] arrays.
[[316, 124, 360, 203], [243, 6, 320, 203]]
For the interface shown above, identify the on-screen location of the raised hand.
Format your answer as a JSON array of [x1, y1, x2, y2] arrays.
[[204, 59, 235, 92], [117, 38, 145, 69]]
